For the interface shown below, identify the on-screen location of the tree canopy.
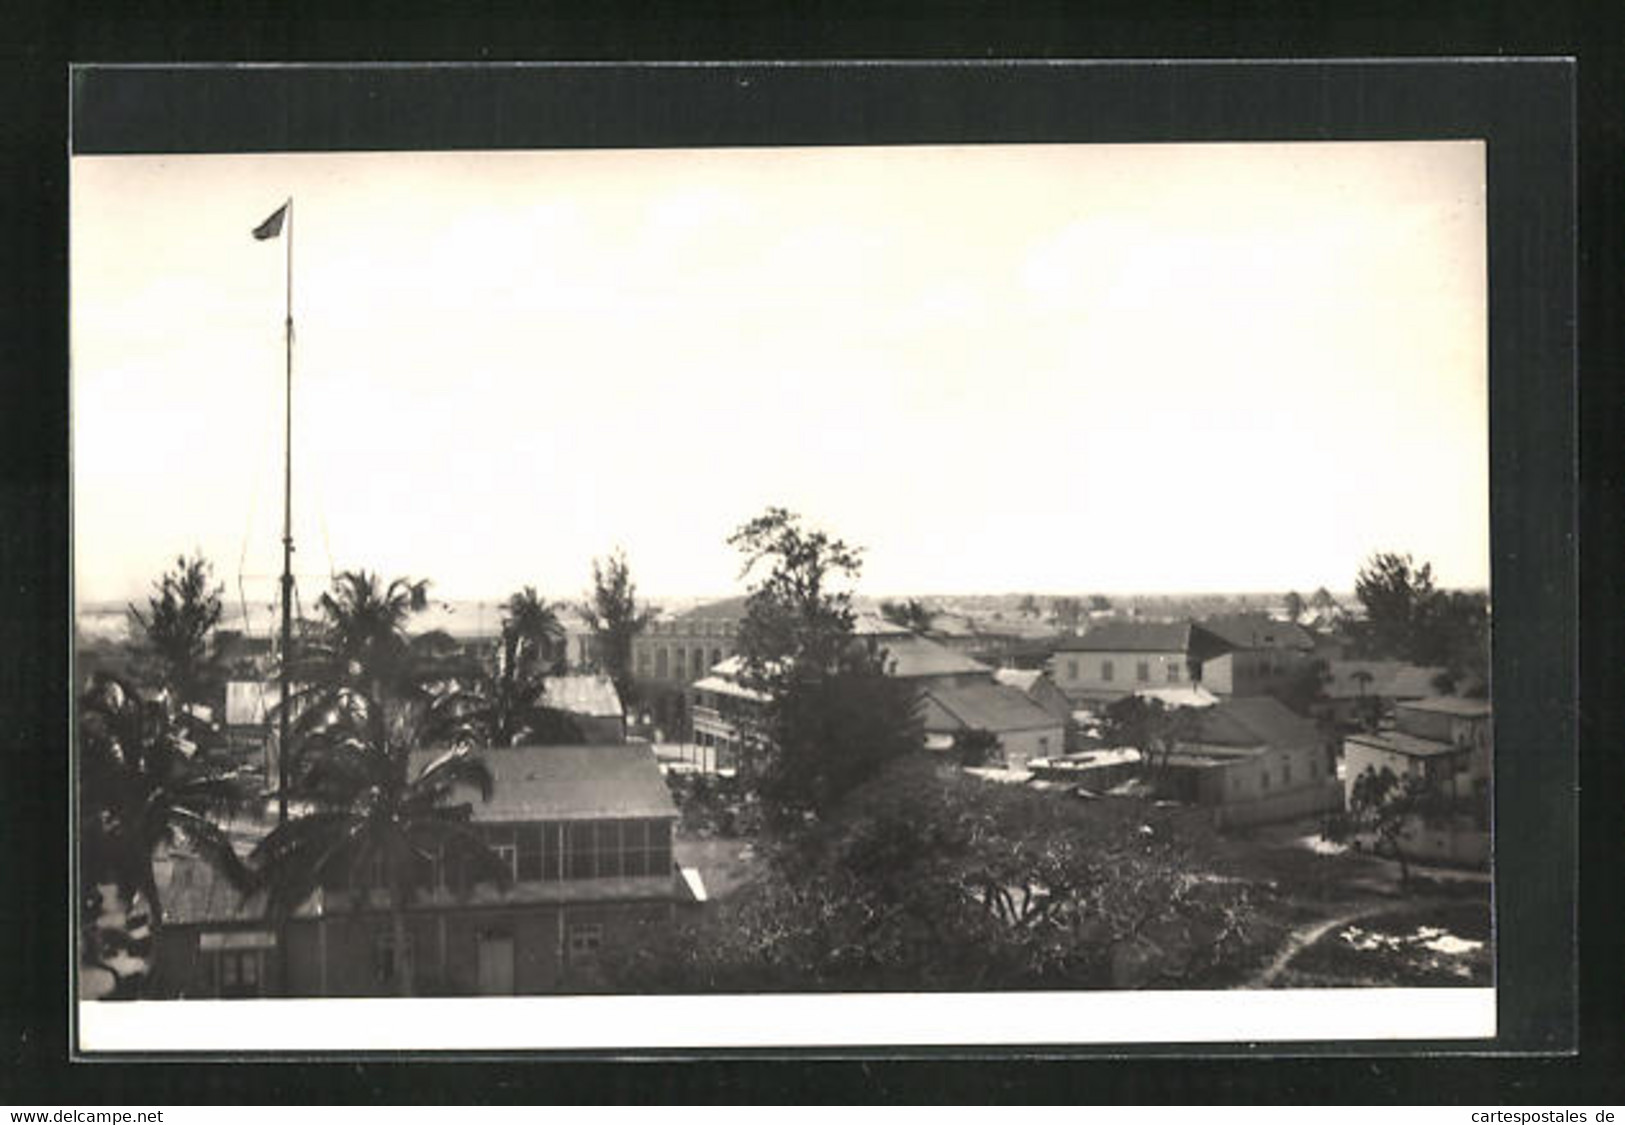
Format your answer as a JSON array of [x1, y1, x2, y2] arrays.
[[581, 549, 656, 707], [126, 553, 224, 705], [1353, 552, 1488, 691]]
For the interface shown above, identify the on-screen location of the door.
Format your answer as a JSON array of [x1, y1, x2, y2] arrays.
[[476, 931, 514, 995]]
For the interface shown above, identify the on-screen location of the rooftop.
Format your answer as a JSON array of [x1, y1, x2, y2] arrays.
[[1053, 620, 1216, 655], [1346, 729, 1472, 759], [863, 632, 992, 679], [1185, 696, 1325, 752], [1199, 614, 1318, 651], [540, 674, 624, 719], [406, 743, 677, 823], [922, 680, 1063, 734], [1399, 696, 1492, 718]]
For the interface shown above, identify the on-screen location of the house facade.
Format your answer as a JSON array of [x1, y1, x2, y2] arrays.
[[150, 743, 683, 998], [1342, 696, 1491, 867], [1048, 621, 1231, 704], [920, 679, 1065, 770], [1158, 696, 1344, 828], [540, 674, 627, 743], [1195, 614, 1317, 698]]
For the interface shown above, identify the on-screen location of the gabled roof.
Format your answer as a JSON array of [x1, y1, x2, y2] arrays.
[[922, 680, 1063, 734], [1398, 696, 1492, 718], [540, 674, 624, 719], [1053, 620, 1205, 654], [863, 633, 991, 679], [1185, 696, 1323, 752], [406, 743, 677, 823], [1199, 614, 1318, 651], [1345, 729, 1469, 759], [674, 595, 752, 622], [1323, 660, 1447, 700]]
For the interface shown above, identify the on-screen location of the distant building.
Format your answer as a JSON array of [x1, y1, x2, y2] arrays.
[[1159, 696, 1344, 828], [991, 667, 1074, 726], [1342, 696, 1490, 867], [920, 680, 1065, 770], [540, 674, 627, 744], [150, 743, 683, 998], [630, 597, 749, 736], [1317, 660, 1448, 727], [1049, 621, 1231, 704], [1195, 614, 1317, 698]]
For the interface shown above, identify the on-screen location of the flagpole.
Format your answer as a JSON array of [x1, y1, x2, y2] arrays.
[[277, 196, 294, 826]]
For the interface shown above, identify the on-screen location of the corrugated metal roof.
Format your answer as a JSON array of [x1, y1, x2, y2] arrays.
[[406, 743, 677, 823], [1052, 620, 1196, 653], [1188, 696, 1324, 751], [922, 680, 1064, 734], [540, 674, 624, 718], [1398, 696, 1492, 718], [865, 633, 991, 678], [1199, 614, 1318, 651], [1345, 729, 1468, 759]]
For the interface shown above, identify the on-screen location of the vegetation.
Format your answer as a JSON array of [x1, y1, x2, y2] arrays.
[[1098, 695, 1199, 790], [251, 684, 510, 996], [125, 553, 224, 706], [581, 549, 656, 709], [615, 756, 1269, 992], [950, 727, 1000, 768], [1352, 551, 1488, 692], [879, 597, 934, 633], [726, 508, 922, 822], [1050, 596, 1084, 632], [1323, 764, 1452, 892], [77, 672, 252, 996]]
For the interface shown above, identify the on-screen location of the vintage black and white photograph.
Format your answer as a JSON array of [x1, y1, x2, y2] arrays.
[[71, 136, 1495, 1049]]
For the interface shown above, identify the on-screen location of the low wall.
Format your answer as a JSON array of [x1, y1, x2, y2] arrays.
[[1212, 778, 1345, 829]]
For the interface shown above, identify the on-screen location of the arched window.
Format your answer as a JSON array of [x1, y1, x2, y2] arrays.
[[655, 647, 669, 678]]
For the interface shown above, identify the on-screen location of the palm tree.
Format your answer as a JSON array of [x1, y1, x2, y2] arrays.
[[501, 586, 566, 676], [300, 570, 431, 701], [425, 628, 584, 750], [77, 673, 252, 994], [251, 685, 510, 996]]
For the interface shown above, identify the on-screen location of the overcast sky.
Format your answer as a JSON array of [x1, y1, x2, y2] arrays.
[[72, 142, 1487, 607]]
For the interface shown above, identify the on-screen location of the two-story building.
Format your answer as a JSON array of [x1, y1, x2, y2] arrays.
[[1342, 696, 1491, 867], [1195, 614, 1318, 698], [1048, 621, 1231, 705], [148, 743, 683, 998]]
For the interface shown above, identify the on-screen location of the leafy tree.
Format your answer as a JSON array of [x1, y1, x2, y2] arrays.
[[1088, 594, 1113, 613], [950, 728, 1000, 768], [727, 508, 919, 819], [1325, 765, 1450, 893], [78, 673, 252, 994], [879, 598, 934, 634], [126, 553, 224, 705], [581, 549, 656, 708], [609, 757, 1265, 992], [1282, 590, 1306, 623], [427, 626, 585, 750], [1267, 658, 1330, 716], [1050, 596, 1085, 632], [1017, 594, 1040, 617], [1353, 551, 1438, 660], [1099, 696, 1198, 789], [729, 507, 862, 679], [252, 686, 511, 996]]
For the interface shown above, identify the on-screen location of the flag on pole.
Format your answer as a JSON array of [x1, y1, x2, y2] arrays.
[[252, 202, 288, 241]]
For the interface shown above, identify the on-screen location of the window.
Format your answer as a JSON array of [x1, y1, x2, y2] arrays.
[[1136, 661, 1150, 683], [595, 820, 622, 879], [637, 647, 651, 674], [1066, 659, 1078, 681], [1231, 774, 1243, 793], [1260, 770, 1271, 791], [655, 647, 668, 678], [218, 950, 262, 998], [485, 827, 517, 881], [567, 822, 596, 879], [692, 647, 705, 675], [1101, 660, 1114, 683], [568, 922, 603, 958], [374, 930, 415, 986], [1281, 760, 1293, 785], [517, 825, 543, 881], [674, 648, 687, 676], [1309, 757, 1319, 779], [1167, 662, 1181, 682], [622, 820, 649, 877], [711, 647, 722, 667]]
